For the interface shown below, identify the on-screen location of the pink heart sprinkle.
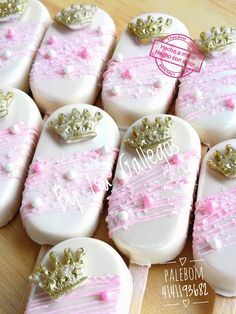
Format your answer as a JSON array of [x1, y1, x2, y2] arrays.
[[225, 98, 234, 109], [47, 35, 56, 45], [205, 199, 216, 213], [122, 69, 133, 79], [143, 194, 152, 208], [79, 48, 89, 59], [33, 163, 42, 173], [170, 153, 183, 165], [100, 290, 112, 302], [92, 183, 100, 193], [6, 29, 15, 39]]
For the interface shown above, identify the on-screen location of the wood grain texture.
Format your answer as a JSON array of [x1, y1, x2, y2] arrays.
[[0, 1, 235, 314]]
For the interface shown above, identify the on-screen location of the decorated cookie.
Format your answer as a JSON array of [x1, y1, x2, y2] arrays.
[[20, 104, 120, 245], [106, 114, 201, 265], [30, 4, 116, 113], [193, 139, 236, 297], [0, 0, 51, 92], [0, 88, 42, 227], [102, 13, 189, 130], [176, 26, 236, 146], [25, 237, 132, 313]]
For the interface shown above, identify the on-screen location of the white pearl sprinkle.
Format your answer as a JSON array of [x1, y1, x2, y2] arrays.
[[110, 86, 120, 96], [63, 65, 73, 74], [31, 197, 43, 208], [101, 145, 110, 154], [3, 162, 14, 173], [201, 60, 207, 68], [3, 49, 12, 59], [118, 210, 129, 222], [114, 53, 123, 62], [208, 237, 222, 250], [97, 25, 104, 34], [65, 169, 77, 180], [117, 169, 127, 181], [194, 90, 203, 100], [10, 124, 20, 134], [47, 49, 57, 59]]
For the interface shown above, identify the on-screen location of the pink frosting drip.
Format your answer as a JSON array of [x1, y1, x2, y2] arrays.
[[106, 150, 200, 236], [103, 56, 168, 100], [0, 22, 47, 68], [25, 275, 120, 314], [193, 188, 236, 256], [30, 28, 115, 81], [176, 56, 236, 121], [20, 147, 118, 219], [0, 124, 39, 180]]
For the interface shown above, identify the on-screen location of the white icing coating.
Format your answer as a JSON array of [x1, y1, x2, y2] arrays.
[[193, 139, 236, 297], [0, 0, 51, 92], [25, 237, 132, 314], [0, 88, 42, 227], [107, 114, 201, 265], [102, 13, 189, 129], [21, 104, 120, 245], [30, 8, 116, 114]]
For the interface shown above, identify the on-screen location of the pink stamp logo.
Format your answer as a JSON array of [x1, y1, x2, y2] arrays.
[[149, 33, 204, 78]]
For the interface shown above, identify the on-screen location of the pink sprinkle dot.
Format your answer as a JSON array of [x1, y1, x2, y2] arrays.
[[225, 98, 234, 110], [33, 163, 42, 173], [205, 199, 217, 213], [143, 194, 152, 208], [92, 183, 100, 193], [47, 35, 56, 45], [79, 48, 89, 59], [6, 29, 15, 39], [100, 290, 112, 302], [170, 153, 183, 165], [122, 69, 133, 79]]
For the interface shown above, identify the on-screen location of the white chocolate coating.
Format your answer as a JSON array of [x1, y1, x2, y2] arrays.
[[25, 237, 132, 314], [21, 104, 120, 245], [0, 88, 42, 227], [102, 13, 189, 129], [107, 114, 201, 265], [193, 139, 236, 297], [0, 0, 51, 92], [30, 8, 116, 113]]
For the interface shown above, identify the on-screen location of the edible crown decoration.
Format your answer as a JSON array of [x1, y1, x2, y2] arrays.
[[55, 4, 97, 29], [128, 15, 172, 44], [196, 26, 236, 53], [125, 116, 172, 151], [0, 90, 13, 119], [29, 248, 87, 299], [48, 108, 103, 143], [207, 144, 236, 179], [0, 0, 28, 20]]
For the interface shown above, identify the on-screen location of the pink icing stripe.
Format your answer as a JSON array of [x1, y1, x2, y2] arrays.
[[20, 148, 118, 219], [0, 125, 39, 181], [193, 188, 236, 256], [107, 150, 200, 236], [103, 56, 169, 100], [25, 275, 120, 314], [30, 29, 115, 81]]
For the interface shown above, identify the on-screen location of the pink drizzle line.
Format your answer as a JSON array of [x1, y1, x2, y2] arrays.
[[20, 147, 118, 219], [0, 22, 47, 68], [25, 275, 120, 314], [103, 56, 169, 100], [30, 29, 115, 81], [193, 188, 236, 256], [0, 125, 39, 180], [106, 150, 200, 236], [176, 56, 236, 121]]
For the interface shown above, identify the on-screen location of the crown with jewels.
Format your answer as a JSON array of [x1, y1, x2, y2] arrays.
[[29, 248, 87, 299], [0, 89, 13, 119], [125, 116, 172, 151], [48, 108, 103, 143], [195, 26, 236, 53], [0, 0, 28, 21], [128, 15, 172, 44], [55, 4, 97, 30], [207, 144, 236, 179]]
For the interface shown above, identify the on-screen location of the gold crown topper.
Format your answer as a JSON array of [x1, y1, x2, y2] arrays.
[[196, 26, 236, 53], [55, 4, 97, 30], [207, 144, 236, 179], [125, 116, 172, 151], [0, 0, 28, 21], [128, 15, 172, 44], [48, 108, 103, 143], [0, 89, 13, 119], [29, 248, 87, 299]]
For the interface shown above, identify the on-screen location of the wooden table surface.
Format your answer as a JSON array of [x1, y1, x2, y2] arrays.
[[0, 1, 236, 314]]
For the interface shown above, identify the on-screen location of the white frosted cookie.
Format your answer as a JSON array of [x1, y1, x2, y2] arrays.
[[176, 26, 236, 146], [0, 0, 51, 92], [106, 114, 201, 265], [20, 104, 120, 245], [193, 139, 236, 297], [0, 88, 42, 227], [102, 13, 189, 130], [30, 4, 116, 113], [25, 237, 132, 314]]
